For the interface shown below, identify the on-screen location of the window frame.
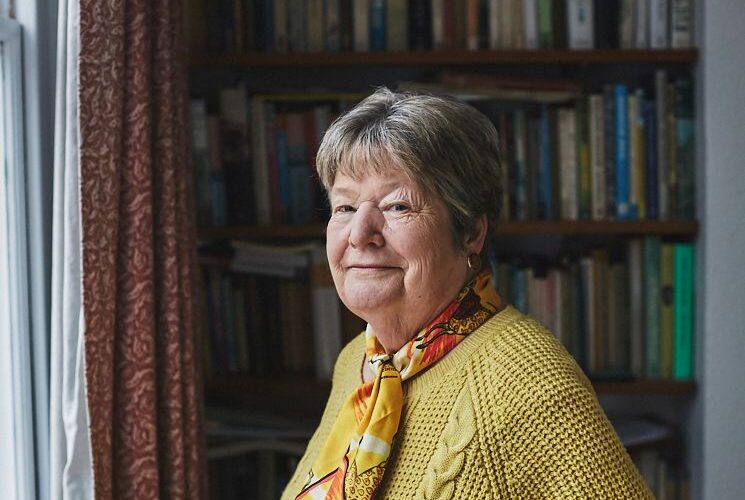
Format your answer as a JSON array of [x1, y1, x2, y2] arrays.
[[0, 16, 37, 500]]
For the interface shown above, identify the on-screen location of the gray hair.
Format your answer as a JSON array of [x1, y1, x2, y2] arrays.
[[316, 87, 502, 252]]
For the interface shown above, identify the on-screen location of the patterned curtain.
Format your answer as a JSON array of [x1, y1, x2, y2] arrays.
[[77, 0, 204, 498]]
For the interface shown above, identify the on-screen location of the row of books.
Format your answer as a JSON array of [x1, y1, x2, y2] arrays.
[[190, 69, 694, 227], [188, 0, 694, 54], [490, 237, 695, 380], [190, 91, 362, 227], [198, 241, 364, 379]]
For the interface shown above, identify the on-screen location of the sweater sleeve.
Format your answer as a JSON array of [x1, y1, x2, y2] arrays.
[[481, 318, 654, 499], [280, 333, 365, 500]]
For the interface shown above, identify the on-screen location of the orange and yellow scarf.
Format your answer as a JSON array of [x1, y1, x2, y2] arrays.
[[296, 271, 501, 499]]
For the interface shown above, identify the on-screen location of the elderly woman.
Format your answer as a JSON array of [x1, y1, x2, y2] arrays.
[[281, 88, 651, 499]]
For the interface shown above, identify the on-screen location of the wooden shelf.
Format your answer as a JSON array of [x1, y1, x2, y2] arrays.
[[197, 220, 698, 241], [591, 379, 697, 396], [189, 49, 698, 68]]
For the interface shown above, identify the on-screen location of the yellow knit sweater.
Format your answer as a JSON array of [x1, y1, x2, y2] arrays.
[[281, 306, 653, 499]]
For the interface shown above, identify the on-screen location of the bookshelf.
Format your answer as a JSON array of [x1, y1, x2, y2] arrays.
[[187, 1, 699, 497]]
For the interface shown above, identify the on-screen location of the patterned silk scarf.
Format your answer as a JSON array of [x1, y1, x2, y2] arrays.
[[296, 271, 501, 500]]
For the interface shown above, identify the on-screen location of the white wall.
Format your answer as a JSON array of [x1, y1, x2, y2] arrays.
[[700, 1, 745, 498]]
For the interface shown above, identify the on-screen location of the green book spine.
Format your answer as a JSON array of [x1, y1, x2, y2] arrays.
[[644, 236, 661, 379], [673, 243, 695, 380], [537, 0, 553, 48]]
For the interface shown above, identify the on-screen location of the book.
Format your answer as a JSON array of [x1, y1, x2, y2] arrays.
[[537, 0, 553, 48], [675, 77, 695, 219], [593, 0, 619, 49], [386, 0, 408, 50], [307, 0, 325, 52], [632, 88, 647, 219], [576, 98, 591, 219], [538, 104, 554, 219], [353, 0, 370, 51], [628, 239, 645, 378], [619, 0, 634, 48], [488, 0, 501, 49], [644, 236, 661, 379], [567, 0, 594, 49], [603, 84, 617, 218], [431, 0, 445, 49], [615, 84, 631, 219], [643, 98, 659, 219], [649, 0, 669, 49], [369, 0, 386, 50], [659, 243, 674, 379], [589, 94, 606, 220], [273, 0, 288, 51], [558, 107, 578, 220], [670, 0, 694, 48], [523, 0, 539, 48], [634, 0, 649, 48], [673, 242, 694, 380], [408, 0, 432, 49], [325, 0, 341, 51], [466, 0, 479, 50]]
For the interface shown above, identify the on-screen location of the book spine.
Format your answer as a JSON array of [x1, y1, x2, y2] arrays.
[[386, 0, 408, 50], [287, 0, 307, 51], [644, 98, 659, 219], [190, 100, 213, 226], [369, 0, 386, 50], [633, 88, 647, 219], [538, 104, 554, 220], [670, 0, 693, 48], [514, 109, 529, 221], [523, 0, 539, 49], [537, 0, 553, 48], [675, 77, 696, 219], [489, 0, 501, 49], [498, 0, 513, 48], [589, 94, 606, 220], [273, 0, 288, 51], [466, 0, 479, 50], [619, 0, 634, 48], [628, 91, 640, 220], [628, 239, 645, 378], [432, 0, 445, 49], [353, 0, 370, 51], [577, 98, 591, 219], [660, 243, 675, 379], [442, 0, 456, 49], [558, 107, 578, 220], [478, 0, 491, 49], [655, 70, 669, 219], [649, 0, 669, 48], [567, 0, 594, 49], [307, 0, 325, 52], [603, 84, 617, 218], [325, 0, 341, 51], [339, 0, 354, 50], [634, 0, 649, 48], [409, 0, 433, 50], [615, 84, 631, 219], [593, 0, 619, 49], [644, 236, 661, 379], [673, 242, 694, 380]]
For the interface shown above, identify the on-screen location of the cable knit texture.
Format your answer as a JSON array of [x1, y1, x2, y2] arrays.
[[281, 306, 653, 499]]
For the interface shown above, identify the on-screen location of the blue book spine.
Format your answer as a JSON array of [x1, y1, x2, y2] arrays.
[[275, 128, 290, 221], [644, 99, 659, 219], [539, 104, 553, 220], [615, 84, 630, 219], [369, 0, 386, 50]]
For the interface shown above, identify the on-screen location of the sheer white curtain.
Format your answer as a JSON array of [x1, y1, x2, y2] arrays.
[[49, 0, 93, 498]]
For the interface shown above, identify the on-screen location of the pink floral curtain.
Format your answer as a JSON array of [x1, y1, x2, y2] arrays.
[[78, 0, 204, 498]]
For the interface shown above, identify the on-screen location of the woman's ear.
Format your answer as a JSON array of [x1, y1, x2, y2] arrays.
[[464, 214, 488, 256]]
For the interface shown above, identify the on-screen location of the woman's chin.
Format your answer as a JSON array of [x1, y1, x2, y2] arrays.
[[340, 279, 403, 318]]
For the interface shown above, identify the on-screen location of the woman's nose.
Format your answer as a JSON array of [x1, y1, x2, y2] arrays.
[[348, 202, 385, 249]]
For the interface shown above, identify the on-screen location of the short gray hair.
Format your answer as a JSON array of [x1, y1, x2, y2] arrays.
[[316, 87, 502, 251]]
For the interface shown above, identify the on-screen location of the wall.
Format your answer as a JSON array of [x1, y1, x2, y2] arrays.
[[699, 0, 745, 498]]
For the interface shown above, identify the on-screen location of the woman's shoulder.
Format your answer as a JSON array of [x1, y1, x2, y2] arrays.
[[330, 330, 366, 388], [476, 306, 593, 396]]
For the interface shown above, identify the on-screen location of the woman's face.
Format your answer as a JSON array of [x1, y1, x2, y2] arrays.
[[326, 167, 471, 341]]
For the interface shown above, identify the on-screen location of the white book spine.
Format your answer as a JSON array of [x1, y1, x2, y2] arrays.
[[523, 0, 538, 49], [559, 108, 578, 221], [670, 0, 693, 48], [649, 0, 669, 48], [567, 0, 594, 49], [353, 0, 370, 51], [589, 94, 606, 220]]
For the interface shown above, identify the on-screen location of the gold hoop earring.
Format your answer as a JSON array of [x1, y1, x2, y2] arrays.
[[466, 254, 482, 271]]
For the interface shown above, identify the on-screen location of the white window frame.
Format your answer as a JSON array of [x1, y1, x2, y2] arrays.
[[0, 16, 37, 500]]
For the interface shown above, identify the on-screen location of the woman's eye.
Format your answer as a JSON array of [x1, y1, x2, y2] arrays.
[[334, 205, 355, 213], [390, 203, 410, 212]]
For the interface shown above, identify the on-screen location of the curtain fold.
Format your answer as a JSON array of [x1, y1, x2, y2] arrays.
[[50, 0, 93, 498], [75, 0, 204, 498]]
